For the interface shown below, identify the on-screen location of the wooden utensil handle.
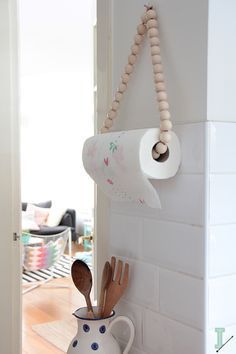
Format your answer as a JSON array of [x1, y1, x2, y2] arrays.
[[85, 295, 94, 318], [98, 289, 105, 318]]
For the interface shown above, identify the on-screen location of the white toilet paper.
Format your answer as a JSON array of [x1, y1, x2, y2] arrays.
[[82, 128, 181, 208]]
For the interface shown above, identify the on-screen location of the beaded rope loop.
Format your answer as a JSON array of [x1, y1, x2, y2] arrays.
[[101, 5, 172, 160]]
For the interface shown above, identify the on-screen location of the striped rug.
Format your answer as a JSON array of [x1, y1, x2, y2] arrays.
[[22, 254, 73, 284]]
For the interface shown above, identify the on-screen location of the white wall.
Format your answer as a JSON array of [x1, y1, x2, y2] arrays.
[[207, 0, 236, 122], [19, 0, 95, 217], [206, 1, 236, 352], [109, 1, 208, 353]]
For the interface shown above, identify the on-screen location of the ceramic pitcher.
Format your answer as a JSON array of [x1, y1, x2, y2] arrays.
[[67, 307, 135, 354]]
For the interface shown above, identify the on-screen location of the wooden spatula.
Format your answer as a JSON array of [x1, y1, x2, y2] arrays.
[[102, 258, 129, 318], [97, 261, 112, 318]]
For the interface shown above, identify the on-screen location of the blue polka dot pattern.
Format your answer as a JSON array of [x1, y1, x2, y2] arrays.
[[72, 340, 78, 348], [83, 324, 90, 333], [91, 342, 99, 350], [99, 325, 106, 334]]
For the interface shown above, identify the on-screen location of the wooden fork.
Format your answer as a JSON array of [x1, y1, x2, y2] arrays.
[[102, 257, 129, 318]]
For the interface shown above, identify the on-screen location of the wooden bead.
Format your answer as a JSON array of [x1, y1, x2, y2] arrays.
[[152, 149, 160, 160], [151, 46, 160, 55], [154, 73, 164, 82], [157, 91, 168, 101], [112, 100, 120, 111], [150, 37, 160, 46], [153, 64, 163, 73], [155, 142, 167, 154], [146, 9, 157, 20], [131, 44, 140, 55], [134, 34, 143, 45], [155, 82, 166, 91], [152, 55, 162, 65], [122, 73, 130, 84], [160, 110, 171, 120], [119, 83, 127, 93], [148, 28, 159, 38], [147, 19, 158, 29], [115, 91, 123, 102], [160, 132, 171, 144], [160, 120, 172, 131], [137, 23, 146, 35], [105, 118, 113, 128], [101, 126, 109, 133], [141, 14, 147, 24], [125, 64, 133, 74], [128, 54, 136, 65], [108, 110, 117, 119], [159, 100, 169, 110]]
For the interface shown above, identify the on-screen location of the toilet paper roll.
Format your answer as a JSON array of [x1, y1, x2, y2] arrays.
[[82, 128, 181, 208]]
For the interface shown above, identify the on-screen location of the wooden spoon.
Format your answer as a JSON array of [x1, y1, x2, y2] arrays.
[[98, 261, 112, 318], [102, 259, 129, 318], [71, 260, 94, 318]]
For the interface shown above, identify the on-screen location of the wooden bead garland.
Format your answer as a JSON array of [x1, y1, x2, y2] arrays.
[[101, 5, 173, 160], [146, 9, 157, 20], [134, 34, 143, 45], [148, 28, 159, 38], [131, 44, 139, 55], [151, 46, 160, 55], [147, 19, 158, 29], [128, 54, 136, 65], [155, 82, 166, 91], [108, 110, 116, 120], [137, 23, 146, 35], [157, 91, 168, 101], [105, 118, 113, 128], [112, 101, 120, 111], [153, 64, 163, 73], [122, 73, 130, 84], [125, 64, 133, 74], [115, 92, 123, 102], [150, 37, 160, 46], [159, 100, 169, 111]]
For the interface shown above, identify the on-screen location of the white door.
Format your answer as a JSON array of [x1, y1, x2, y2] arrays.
[[0, 0, 21, 353]]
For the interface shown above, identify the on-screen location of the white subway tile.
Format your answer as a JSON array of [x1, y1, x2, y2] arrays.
[[142, 219, 204, 277], [208, 325, 236, 354], [119, 341, 147, 354], [175, 123, 205, 174], [122, 259, 159, 311], [209, 275, 236, 328], [209, 175, 236, 225], [109, 213, 142, 259], [210, 122, 236, 173], [153, 174, 205, 225], [111, 300, 143, 349], [160, 269, 204, 330], [143, 309, 204, 354], [127, 348, 147, 354], [112, 174, 205, 226], [209, 225, 236, 276]]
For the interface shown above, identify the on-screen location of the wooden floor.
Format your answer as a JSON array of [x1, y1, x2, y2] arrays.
[[22, 243, 93, 354]]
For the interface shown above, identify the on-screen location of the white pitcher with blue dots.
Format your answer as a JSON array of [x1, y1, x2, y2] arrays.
[[67, 307, 135, 353]]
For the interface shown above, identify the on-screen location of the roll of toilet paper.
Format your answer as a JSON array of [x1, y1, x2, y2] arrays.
[[82, 128, 181, 208]]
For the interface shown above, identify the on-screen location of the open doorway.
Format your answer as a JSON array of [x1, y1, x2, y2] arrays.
[[19, 0, 96, 352]]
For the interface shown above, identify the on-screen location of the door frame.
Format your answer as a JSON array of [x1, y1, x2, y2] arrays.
[[94, 0, 112, 295], [4, 0, 111, 350], [0, 0, 22, 353]]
